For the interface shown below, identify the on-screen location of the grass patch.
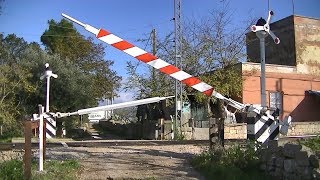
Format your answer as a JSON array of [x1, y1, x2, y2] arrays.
[[0, 135, 13, 143], [299, 136, 320, 153], [33, 159, 81, 180], [191, 142, 270, 180], [0, 159, 81, 180]]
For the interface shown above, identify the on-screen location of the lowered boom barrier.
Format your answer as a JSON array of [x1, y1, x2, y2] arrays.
[[61, 13, 291, 144], [61, 13, 245, 111]]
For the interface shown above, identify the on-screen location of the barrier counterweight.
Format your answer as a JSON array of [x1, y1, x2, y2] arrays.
[[247, 113, 279, 144]]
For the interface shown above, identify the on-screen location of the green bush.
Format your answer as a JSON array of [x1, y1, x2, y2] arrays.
[[191, 142, 269, 180], [299, 136, 320, 153], [0, 159, 24, 180], [0, 136, 12, 143]]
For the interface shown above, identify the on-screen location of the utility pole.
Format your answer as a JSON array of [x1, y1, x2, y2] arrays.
[[151, 29, 157, 95], [174, 0, 183, 138]]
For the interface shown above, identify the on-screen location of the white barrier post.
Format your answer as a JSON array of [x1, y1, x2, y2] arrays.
[[38, 105, 44, 171]]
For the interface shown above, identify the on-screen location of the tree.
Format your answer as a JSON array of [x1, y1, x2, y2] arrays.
[[0, 31, 121, 136], [125, 2, 246, 101], [0, 34, 36, 136], [113, 107, 137, 123], [184, 2, 249, 148], [125, 1, 250, 145], [41, 19, 121, 101]]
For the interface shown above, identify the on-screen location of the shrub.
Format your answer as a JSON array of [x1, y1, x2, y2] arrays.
[[299, 136, 320, 153], [191, 142, 269, 180], [0, 159, 24, 180]]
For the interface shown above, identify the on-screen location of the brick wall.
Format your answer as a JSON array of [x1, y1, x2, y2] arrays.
[[241, 65, 320, 122]]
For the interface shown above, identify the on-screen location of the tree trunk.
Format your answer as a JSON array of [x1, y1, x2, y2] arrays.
[[209, 98, 225, 150]]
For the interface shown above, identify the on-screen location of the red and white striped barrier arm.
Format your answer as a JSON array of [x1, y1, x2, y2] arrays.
[[62, 13, 224, 99]]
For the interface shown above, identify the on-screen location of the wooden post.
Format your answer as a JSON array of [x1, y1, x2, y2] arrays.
[[160, 118, 164, 140], [191, 118, 195, 140], [24, 121, 32, 180], [155, 123, 159, 140]]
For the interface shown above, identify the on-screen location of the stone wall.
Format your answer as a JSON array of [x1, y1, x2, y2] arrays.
[[224, 123, 247, 139], [294, 16, 320, 75], [283, 121, 320, 137], [223, 122, 320, 140], [259, 141, 320, 179], [99, 120, 320, 140], [178, 123, 247, 140]]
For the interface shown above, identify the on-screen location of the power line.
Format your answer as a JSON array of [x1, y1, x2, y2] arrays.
[[0, 32, 141, 42], [292, 0, 295, 15], [1, 17, 172, 43], [1, 13, 173, 36]]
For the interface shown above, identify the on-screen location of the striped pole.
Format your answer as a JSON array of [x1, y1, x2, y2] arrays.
[[62, 13, 222, 99], [45, 117, 56, 138], [247, 111, 279, 144]]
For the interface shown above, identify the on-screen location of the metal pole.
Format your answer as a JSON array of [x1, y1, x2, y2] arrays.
[[178, 0, 183, 132], [174, 0, 182, 138], [152, 29, 157, 96], [257, 32, 268, 109], [38, 105, 44, 171], [39, 63, 58, 169], [46, 77, 50, 113], [174, 0, 178, 137], [43, 76, 50, 161], [260, 37, 266, 108]]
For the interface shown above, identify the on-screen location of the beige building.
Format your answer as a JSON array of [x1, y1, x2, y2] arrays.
[[246, 15, 320, 75]]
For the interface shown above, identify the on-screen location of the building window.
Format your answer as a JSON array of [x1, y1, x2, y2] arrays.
[[269, 91, 283, 116]]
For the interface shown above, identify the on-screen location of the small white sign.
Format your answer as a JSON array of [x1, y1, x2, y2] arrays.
[[88, 111, 105, 120]]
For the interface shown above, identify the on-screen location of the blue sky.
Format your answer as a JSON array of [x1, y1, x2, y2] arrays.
[[1, 0, 319, 102]]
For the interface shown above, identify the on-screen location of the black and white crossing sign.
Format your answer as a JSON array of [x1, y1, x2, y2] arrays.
[[45, 117, 56, 138], [247, 112, 279, 144]]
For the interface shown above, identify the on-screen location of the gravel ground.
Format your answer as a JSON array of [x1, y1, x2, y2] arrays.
[[44, 144, 208, 180]]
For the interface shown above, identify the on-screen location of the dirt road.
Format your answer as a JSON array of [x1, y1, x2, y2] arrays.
[[47, 142, 208, 180]]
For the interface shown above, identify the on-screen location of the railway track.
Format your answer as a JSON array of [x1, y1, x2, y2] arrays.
[[0, 136, 308, 151], [0, 139, 210, 150]]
